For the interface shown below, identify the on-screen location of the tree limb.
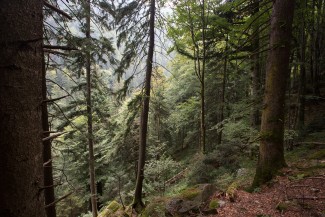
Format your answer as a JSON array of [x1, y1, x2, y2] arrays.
[[44, 1, 73, 20], [43, 95, 69, 103], [43, 45, 78, 51], [43, 132, 66, 142]]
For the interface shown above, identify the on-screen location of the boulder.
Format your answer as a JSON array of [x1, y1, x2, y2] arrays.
[[165, 184, 217, 216]]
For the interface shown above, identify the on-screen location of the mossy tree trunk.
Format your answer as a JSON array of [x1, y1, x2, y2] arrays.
[[0, 1, 46, 216], [252, 0, 295, 187], [133, 0, 155, 212]]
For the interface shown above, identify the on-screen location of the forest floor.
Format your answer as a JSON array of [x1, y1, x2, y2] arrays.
[[206, 88, 325, 217], [210, 165, 325, 217]]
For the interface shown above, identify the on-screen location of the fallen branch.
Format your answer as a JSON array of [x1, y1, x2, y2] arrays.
[[295, 142, 325, 146], [44, 1, 73, 20], [43, 132, 66, 142], [43, 95, 69, 103], [165, 168, 188, 186]]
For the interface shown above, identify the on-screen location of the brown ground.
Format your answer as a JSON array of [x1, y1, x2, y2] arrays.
[[211, 172, 325, 217]]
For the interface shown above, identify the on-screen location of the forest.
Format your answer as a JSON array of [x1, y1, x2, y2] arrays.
[[0, 0, 325, 216]]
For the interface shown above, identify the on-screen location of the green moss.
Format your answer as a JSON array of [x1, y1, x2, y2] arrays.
[[107, 201, 122, 213], [276, 202, 288, 211], [99, 200, 123, 217], [141, 198, 166, 217], [209, 199, 219, 209], [179, 188, 200, 200], [226, 182, 238, 195]]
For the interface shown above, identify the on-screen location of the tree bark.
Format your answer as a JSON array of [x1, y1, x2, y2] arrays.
[[252, 0, 295, 187], [217, 35, 228, 145], [200, 0, 206, 153], [0, 1, 46, 217], [250, 0, 261, 128], [42, 55, 57, 217], [297, 0, 307, 130], [85, 0, 98, 216], [133, 0, 155, 212]]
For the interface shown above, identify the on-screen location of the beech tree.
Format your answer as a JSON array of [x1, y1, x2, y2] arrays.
[[0, 1, 46, 216], [253, 0, 295, 187]]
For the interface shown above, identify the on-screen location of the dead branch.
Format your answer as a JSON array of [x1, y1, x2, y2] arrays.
[[43, 159, 52, 166], [43, 48, 68, 56], [165, 168, 188, 186], [44, 191, 74, 208], [43, 45, 78, 51], [39, 183, 62, 190], [44, 1, 73, 20], [43, 131, 58, 134], [295, 142, 325, 146], [43, 132, 66, 142], [43, 95, 69, 103]]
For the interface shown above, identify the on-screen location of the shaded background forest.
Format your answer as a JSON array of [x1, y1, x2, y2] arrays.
[[0, 0, 324, 217]]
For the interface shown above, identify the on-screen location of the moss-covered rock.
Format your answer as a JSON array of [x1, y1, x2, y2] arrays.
[[141, 197, 167, 217], [165, 184, 217, 216], [98, 201, 126, 217]]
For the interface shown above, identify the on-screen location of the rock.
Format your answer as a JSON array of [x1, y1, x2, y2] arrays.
[[165, 184, 217, 216], [198, 184, 216, 202], [98, 201, 124, 217], [178, 200, 200, 213], [165, 198, 183, 215]]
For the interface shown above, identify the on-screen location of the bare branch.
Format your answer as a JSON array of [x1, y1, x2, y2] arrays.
[[43, 159, 52, 166], [43, 132, 66, 142], [43, 49, 68, 56], [43, 45, 78, 51], [43, 95, 69, 103], [44, 1, 73, 20], [44, 191, 74, 209]]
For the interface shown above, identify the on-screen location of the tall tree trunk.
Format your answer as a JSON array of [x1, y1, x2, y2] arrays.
[[200, 0, 206, 153], [313, 0, 323, 96], [310, 0, 316, 85], [252, 0, 295, 187], [133, 0, 155, 212], [0, 1, 46, 217], [250, 0, 261, 128], [42, 55, 57, 217], [217, 36, 228, 145], [85, 1, 98, 216], [297, 0, 307, 130]]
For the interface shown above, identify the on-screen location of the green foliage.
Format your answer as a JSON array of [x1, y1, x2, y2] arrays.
[[209, 199, 219, 209]]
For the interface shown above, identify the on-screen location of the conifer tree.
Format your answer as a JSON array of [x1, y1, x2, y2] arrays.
[[0, 1, 46, 216]]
